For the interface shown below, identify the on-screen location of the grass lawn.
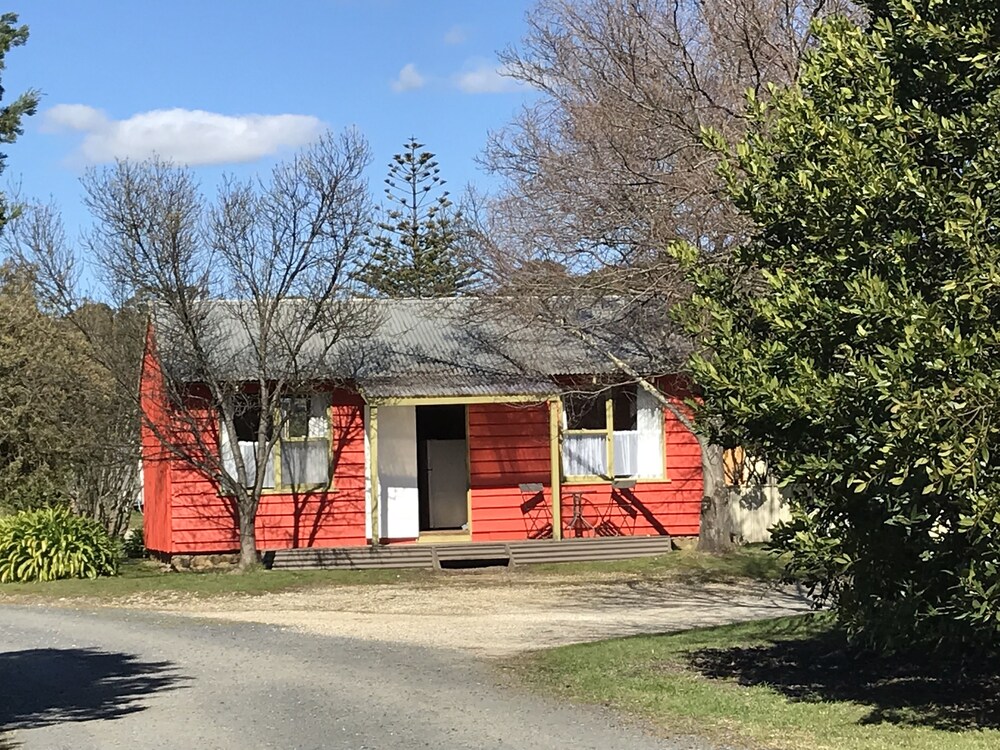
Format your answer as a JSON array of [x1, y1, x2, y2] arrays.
[[513, 614, 1000, 750], [0, 560, 434, 600], [128, 510, 143, 531], [0, 547, 781, 601], [526, 544, 785, 582]]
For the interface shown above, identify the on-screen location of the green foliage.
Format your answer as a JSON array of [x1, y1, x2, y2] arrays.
[[0, 20, 89, 518], [675, 1, 1000, 653], [0, 12, 38, 226], [0, 265, 119, 513], [0, 506, 118, 582], [121, 527, 145, 559], [356, 138, 473, 297]]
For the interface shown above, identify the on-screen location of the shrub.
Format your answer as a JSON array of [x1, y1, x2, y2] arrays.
[[0, 506, 119, 582], [121, 526, 146, 559]]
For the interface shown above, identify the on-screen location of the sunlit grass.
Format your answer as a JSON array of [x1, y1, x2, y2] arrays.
[[0, 546, 785, 601], [513, 614, 1000, 750]]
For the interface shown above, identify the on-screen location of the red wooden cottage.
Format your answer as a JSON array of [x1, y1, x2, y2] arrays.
[[139, 299, 703, 563]]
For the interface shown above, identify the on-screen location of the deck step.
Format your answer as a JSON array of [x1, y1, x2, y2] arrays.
[[267, 534, 672, 571], [509, 536, 671, 564]]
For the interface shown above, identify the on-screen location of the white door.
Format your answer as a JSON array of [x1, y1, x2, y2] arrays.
[[426, 439, 468, 529], [377, 406, 420, 539]]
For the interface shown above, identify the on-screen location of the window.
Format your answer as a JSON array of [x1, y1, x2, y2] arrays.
[[220, 393, 331, 491], [561, 385, 664, 480], [221, 395, 276, 489], [278, 395, 331, 488]]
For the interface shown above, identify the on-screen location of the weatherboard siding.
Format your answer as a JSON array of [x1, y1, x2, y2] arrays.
[[467, 387, 703, 541], [141, 371, 704, 554], [555, 379, 705, 538], [139, 326, 173, 554], [143, 387, 371, 555], [468, 402, 554, 541]]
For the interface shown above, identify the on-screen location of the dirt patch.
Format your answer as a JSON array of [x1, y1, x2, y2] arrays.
[[157, 576, 811, 656]]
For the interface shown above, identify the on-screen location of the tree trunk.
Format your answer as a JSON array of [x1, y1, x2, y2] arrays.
[[237, 502, 260, 569], [697, 439, 735, 552]]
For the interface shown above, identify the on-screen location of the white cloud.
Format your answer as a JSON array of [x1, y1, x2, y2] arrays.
[[42, 104, 324, 166], [41, 103, 107, 132], [443, 25, 467, 45], [454, 62, 523, 94], [391, 63, 426, 92]]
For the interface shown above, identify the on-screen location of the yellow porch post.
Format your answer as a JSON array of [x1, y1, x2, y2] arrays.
[[369, 405, 380, 546], [549, 397, 562, 540]]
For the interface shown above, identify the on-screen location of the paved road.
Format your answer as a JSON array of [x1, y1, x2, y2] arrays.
[[0, 605, 711, 750]]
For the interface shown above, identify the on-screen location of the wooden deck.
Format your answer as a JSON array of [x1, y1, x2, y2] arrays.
[[265, 535, 673, 571]]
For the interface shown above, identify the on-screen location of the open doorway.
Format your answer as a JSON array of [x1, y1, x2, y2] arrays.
[[416, 405, 468, 532]]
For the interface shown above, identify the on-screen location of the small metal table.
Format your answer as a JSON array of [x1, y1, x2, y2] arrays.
[[565, 490, 597, 537]]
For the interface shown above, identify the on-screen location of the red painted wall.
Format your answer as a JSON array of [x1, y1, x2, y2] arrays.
[[140, 370, 370, 554], [141, 354, 705, 554], [559, 388, 702, 538], [468, 402, 554, 541], [466, 384, 703, 541], [139, 325, 173, 554]]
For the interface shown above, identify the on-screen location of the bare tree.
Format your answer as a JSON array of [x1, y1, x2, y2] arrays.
[[0, 203, 143, 537], [478, 0, 857, 550], [487, 0, 854, 258], [14, 128, 377, 568]]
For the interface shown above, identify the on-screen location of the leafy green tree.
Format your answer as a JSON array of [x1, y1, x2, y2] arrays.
[[357, 138, 472, 297], [0, 12, 38, 226], [0, 265, 116, 513], [2, 198, 146, 537], [676, 0, 1000, 653]]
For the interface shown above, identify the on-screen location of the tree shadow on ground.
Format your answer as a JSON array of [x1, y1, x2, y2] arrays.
[[0, 647, 185, 732], [687, 629, 1000, 731]]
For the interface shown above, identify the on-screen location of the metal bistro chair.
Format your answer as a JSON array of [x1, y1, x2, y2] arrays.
[[518, 483, 553, 540], [596, 478, 639, 536]]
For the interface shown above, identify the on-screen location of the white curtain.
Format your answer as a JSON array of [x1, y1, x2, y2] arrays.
[[221, 437, 275, 489], [563, 434, 607, 476], [613, 431, 638, 476], [636, 387, 665, 478], [307, 394, 331, 437], [280, 440, 330, 486], [280, 393, 331, 486]]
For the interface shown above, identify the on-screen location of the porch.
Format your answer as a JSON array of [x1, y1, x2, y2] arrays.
[[264, 533, 674, 570], [364, 394, 565, 544], [362, 387, 699, 547]]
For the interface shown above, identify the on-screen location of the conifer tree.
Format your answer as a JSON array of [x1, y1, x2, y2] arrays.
[[357, 139, 472, 297], [0, 13, 39, 227]]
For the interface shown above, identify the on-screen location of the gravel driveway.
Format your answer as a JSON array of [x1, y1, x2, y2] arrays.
[[0, 575, 810, 748], [150, 574, 811, 656], [1, 605, 715, 750]]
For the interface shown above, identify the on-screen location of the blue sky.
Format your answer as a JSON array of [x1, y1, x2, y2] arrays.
[[3, 1, 536, 238]]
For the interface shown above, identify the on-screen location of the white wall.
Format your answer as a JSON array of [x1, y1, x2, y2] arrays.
[[730, 479, 791, 543]]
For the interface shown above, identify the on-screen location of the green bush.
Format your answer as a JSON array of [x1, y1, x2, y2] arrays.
[[121, 527, 146, 559], [0, 506, 119, 582]]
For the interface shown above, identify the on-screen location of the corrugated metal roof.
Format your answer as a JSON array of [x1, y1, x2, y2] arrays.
[[153, 297, 687, 398], [359, 375, 559, 400]]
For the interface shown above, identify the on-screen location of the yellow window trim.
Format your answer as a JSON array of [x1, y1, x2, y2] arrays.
[[219, 395, 337, 496], [560, 387, 670, 484], [563, 475, 672, 486]]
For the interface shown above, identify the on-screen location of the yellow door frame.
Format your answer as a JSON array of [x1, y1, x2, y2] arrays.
[[366, 393, 562, 546]]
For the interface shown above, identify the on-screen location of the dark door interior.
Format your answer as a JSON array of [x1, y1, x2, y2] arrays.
[[416, 405, 468, 531]]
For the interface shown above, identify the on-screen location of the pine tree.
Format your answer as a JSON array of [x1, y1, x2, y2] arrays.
[[0, 13, 39, 227], [357, 138, 472, 297]]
